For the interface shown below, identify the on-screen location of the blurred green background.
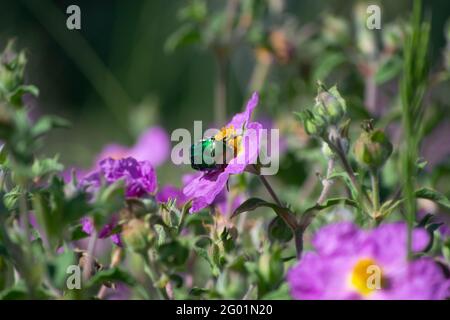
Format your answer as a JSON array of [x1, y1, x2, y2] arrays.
[[0, 0, 448, 174]]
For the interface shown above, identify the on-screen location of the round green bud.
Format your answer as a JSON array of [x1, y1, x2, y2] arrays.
[[354, 129, 393, 170], [303, 111, 327, 137], [315, 86, 347, 125]]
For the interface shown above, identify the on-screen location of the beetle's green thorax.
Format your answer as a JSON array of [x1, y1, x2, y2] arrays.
[[190, 137, 234, 171]]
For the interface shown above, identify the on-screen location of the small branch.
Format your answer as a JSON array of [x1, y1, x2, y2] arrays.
[[323, 136, 372, 209], [258, 174, 283, 207], [317, 159, 335, 205], [370, 169, 380, 214], [83, 230, 98, 282], [142, 251, 168, 300], [97, 247, 123, 299], [19, 191, 31, 248], [294, 228, 304, 260], [242, 284, 255, 300], [255, 167, 304, 259]]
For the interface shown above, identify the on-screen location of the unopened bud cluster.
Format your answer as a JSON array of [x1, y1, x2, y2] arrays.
[[353, 122, 393, 170], [299, 83, 347, 138]]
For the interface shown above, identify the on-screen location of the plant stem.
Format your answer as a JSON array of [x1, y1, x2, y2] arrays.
[[18, 187, 38, 298], [97, 247, 123, 299], [19, 190, 31, 249], [370, 169, 380, 214], [323, 136, 372, 212], [258, 174, 283, 207], [83, 230, 98, 282], [256, 169, 304, 259], [317, 159, 335, 205], [142, 251, 168, 300], [242, 284, 255, 300], [294, 228, 304, 259]]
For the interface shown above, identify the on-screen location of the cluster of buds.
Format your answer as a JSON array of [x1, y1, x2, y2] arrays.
[[353, 120, 393, 170], [298, 82, 347, 138]]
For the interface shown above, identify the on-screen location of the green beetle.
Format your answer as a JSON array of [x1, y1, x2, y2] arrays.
[[190, 137, 235, 171]]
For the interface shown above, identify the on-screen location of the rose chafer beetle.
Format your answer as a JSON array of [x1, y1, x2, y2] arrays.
[[190, 137, 231, 171]]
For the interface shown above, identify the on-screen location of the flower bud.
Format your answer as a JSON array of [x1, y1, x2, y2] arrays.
[[122, 218, 152, 253], [314, 85, 347, 125], [354, 126, 393, 170], [301, 110, 327, 137]]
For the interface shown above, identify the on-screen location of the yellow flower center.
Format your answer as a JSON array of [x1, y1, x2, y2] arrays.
[[349, 258, 384, 296], [215, 125, 242, 157]]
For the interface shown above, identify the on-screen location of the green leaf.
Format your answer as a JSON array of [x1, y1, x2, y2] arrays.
[[260, 283, 291, 300], [329, 171, 359, 200], [47, 250, 75, 288], [268, 216, 293, 243], [8, 85, 39, 107], [299, 197, 358, 228], [31, 116, 70, 138], [375, 56, 403, 84], [379, 199, 402, 218], [157, 241, 189, 267], [165, 24, 201, 53], [415, 188, 450, 210], [231, 198, 297, 230], [70, 224, 89, 241], [87, 267, 136, 288], [303, 197, 358, 214], [0, 283, 28, 300], [231, 198, 270, 217], [31, 156, 64, 178], [313, 52, 346, 82], [193, 240, 219, 277], [0, 144, 8, 166], [189, 287, 209, 296]]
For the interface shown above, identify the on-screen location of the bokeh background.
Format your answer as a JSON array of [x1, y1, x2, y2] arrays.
[[0, 0, 449, 185]]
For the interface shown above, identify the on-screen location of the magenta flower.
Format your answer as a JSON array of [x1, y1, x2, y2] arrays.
[[96, 126, 170, 167], [287, 222, 450, 300], [183, 93, 262, 213], [63, 126, 170, 183], [157, 172, 245, 214], [80, 157, 157, 198], [93, 126, 170, 168], [81, 216, 122, 246], [79, 157, 157, 245]]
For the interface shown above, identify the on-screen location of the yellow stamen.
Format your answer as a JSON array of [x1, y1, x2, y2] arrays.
[[349, 258, 383, 296], [215, 125, 242, 156]]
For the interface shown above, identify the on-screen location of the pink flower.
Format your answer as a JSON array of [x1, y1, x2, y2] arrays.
[[79, 157, 158, 245], [80, 157, 157, 198], [63, 126, 170, 183], [288, 222, 450, 300], [183, 93, 261, 213]]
